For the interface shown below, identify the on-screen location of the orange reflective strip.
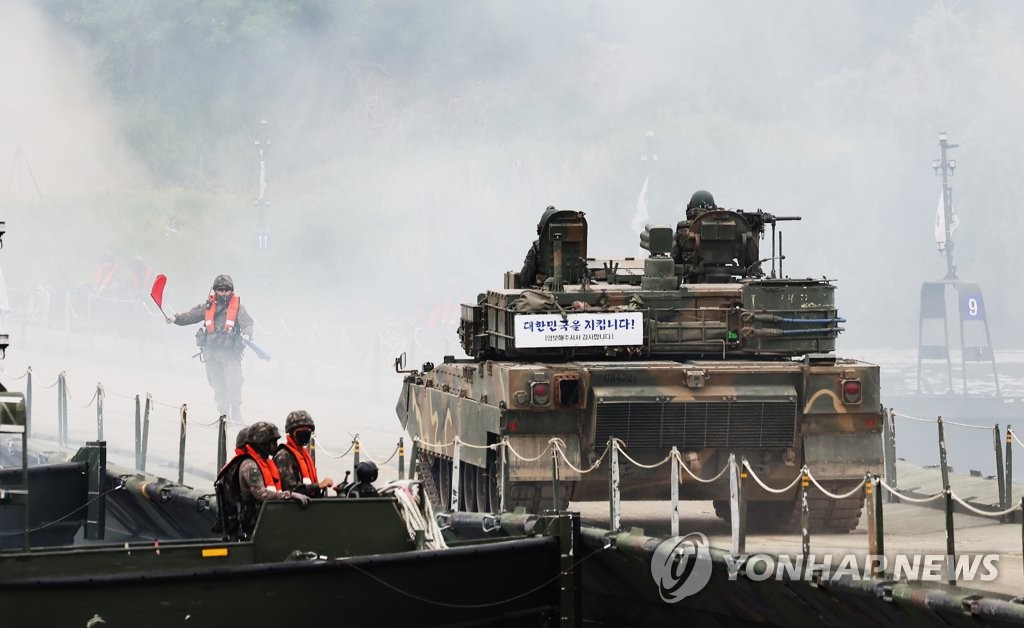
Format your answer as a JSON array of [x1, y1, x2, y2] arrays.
[[202, 547, 229, 558]]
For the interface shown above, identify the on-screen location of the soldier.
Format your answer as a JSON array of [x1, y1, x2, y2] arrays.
[[672, 190, 718, 266], [519, 206, 558, 288], [339, 461, 380, 498], [273, 410, 334, 497], [213, 421, 310, 541], [168, 274, 254, 421]]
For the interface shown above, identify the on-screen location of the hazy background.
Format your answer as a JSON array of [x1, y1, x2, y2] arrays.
[[2, 1, 1024, 478]]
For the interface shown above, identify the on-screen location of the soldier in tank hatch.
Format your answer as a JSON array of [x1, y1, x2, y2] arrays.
[[168, 274, 254, 421], [274, 410, 334, 497]]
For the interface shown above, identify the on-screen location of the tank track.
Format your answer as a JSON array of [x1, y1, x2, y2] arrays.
[[791, 480, 865, 534], [415, 449, 443, 510], [712, 479, 865, 534], [507, 481, 574, 514]]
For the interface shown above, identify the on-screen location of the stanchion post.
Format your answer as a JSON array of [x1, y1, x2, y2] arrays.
[[1007, 426, 1015, 523], [944, 487, 956, 586], [874, 474, 884, 576], [353, 436, 361, 475], [938, 417, 950, 491], [729, 454, 744, 556], [500, 436, 510, 513], [216, 415, 227, 472], [57, 371, 67, 448], [141, 394, 151, 472], [451, 437, 461, 512], [398, 436, 405, 480], [550, 444, 560, 514], [134, 395, 142, 470], [177, 404, 187, 485], [801, 467, 810, 571], [25, 366, 32, 438], [609, 437, 621, 532], [95, 383, 104, 442], [995, 424, 1006, 510], [883, 408, 898, 503], [670, 447, 679, 538]]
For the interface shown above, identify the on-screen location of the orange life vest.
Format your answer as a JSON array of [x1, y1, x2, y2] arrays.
[[93, 262, 117, 295], [204, 293, 241, 334], [283, 434, 319, 486], [243, 444, 281, 491]]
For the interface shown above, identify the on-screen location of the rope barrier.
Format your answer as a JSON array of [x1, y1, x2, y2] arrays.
[[674, 451, 731, 484], [1012, 430, 1024, 450], [278, 318, 303, 340], [360, 442, 401, 465], [79, 386, 99, 409], [552, 439, 609, 475], [893, 411, 993, 430], [878, 479, 945, 504], [315, 440, 355, 460], [504, 438, 553, 463], [741, 460, 803, 494], [949, 490, 1023, 518], [612, 438, 672, 469], [805, 470, 866, 499]]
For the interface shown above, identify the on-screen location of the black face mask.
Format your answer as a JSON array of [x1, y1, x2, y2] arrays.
[[293, 430, 312, 447], [255, 441, 276, 458]]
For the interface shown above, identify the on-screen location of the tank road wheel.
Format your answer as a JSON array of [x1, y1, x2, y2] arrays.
[[461, 465, 478, 512], [475, 463, 491, 513], [485, 451, 500, 513]]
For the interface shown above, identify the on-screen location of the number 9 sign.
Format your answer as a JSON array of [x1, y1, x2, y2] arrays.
[[960, 291, 985, 320]]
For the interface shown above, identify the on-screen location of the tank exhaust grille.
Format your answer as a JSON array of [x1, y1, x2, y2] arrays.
[[595, 400, 796, 449]]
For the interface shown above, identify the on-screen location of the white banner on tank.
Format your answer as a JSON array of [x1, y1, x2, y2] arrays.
[[514, 312, 644, 348]]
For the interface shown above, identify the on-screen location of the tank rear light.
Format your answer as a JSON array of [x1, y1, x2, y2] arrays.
[[841, 379, 862, 405], [531, 382, 550, 405], [865, 416, 876, 429]]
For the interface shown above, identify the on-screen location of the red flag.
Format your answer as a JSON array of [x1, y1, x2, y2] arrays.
[[150, 274, 167, 310]]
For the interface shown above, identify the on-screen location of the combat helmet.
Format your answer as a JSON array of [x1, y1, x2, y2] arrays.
[[285, 410, 315, 433], [355, 461, 379, 484], [246, 421, 280, 446], [212, 274, 234, 290], [686, 190, 716, 211], [234, 426, 251, 450]]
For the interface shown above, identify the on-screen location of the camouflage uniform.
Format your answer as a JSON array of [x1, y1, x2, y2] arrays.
[[173, 274, 254, 420], [273, 410, 327, 498], [519, 240, 541, 288], [214, 421, 306, 540], [672, 190, 717, 266]]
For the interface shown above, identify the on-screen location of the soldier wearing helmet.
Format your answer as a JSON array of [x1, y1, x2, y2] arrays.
[[673, 190, 718, 267], [213, 421, 310, 541], [337, 461, 380, 498], [273, 410, 334, 497], [168, 274, 255, 421]]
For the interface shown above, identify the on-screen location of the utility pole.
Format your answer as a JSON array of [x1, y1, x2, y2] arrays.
[[933, 132, 958, 280], [253, 118, 270, 253]]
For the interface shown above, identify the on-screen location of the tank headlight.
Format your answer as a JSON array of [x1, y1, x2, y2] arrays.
[[531, 382, 550, 405], [841, 379, 862, 405]]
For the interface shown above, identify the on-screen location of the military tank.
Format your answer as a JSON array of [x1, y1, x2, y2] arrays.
[[396, 195, 883, 532]]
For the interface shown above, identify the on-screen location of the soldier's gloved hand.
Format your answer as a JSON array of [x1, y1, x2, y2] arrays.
[[165, 315, 175, 324], [288, 491, 310, 508]]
